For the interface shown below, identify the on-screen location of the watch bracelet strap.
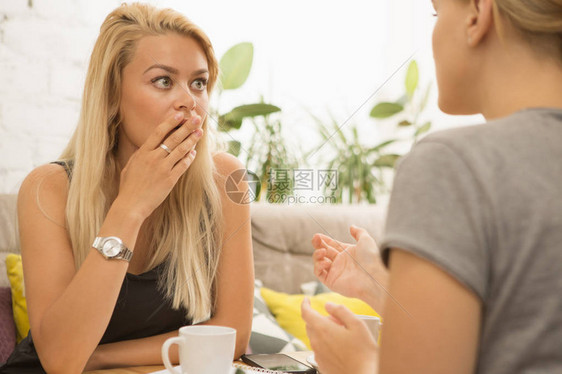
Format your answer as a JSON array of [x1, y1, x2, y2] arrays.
[[92, 236, 133, 262], [117, 248, 133, 261], [92, 236, 103, 248]]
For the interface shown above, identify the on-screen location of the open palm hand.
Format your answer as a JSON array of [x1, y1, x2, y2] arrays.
[[312, 226, 384, 301]]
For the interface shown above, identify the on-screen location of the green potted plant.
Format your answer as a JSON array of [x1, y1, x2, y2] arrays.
[[310, 60, 432, 204], [369, 60, 432, 145], [245, 111, 299, 203], [213, 42, 300, 203], [213, 42, 281, 156]]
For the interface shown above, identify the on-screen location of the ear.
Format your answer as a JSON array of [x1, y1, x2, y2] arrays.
[[466, 0, 494, 47]]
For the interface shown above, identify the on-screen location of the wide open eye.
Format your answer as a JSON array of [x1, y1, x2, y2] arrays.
[[152, 76, 173, 89], [191, 78, 208, 92]]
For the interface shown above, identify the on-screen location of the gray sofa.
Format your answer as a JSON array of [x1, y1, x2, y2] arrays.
[[0, 193, 386, 360]]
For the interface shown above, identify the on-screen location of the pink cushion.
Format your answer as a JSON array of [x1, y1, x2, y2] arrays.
[[0, 287, 16, 363]]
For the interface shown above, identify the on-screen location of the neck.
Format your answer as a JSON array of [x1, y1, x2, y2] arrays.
[[115, 134, 138, 173], [476, 44, 562, 120]]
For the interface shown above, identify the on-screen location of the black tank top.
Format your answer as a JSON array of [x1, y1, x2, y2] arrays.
[[0, 161, 191, 373]]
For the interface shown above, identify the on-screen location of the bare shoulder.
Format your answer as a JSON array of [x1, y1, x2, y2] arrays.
[[212, 152, 250, 216], [212, 152, 248, 196], [18, 163, 70, 225], [20, 163, 69, 192], [213, 151, 245, 178]]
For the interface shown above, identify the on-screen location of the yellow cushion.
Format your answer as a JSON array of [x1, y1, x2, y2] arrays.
[[260, 287, 380, 349], [6, 254, 29, 343]]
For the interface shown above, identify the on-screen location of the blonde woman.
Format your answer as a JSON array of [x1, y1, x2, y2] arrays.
[[0, 3, 253, 373], [303, 0, 562, 373]]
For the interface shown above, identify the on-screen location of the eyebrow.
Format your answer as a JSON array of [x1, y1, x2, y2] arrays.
[[143, 64, 208, 76]]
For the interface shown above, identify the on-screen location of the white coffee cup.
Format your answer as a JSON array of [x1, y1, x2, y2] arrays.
[[356, 315, 381, 342], [161, 325, 236, 374]]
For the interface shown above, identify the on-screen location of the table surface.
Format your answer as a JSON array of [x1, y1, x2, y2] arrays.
[[83, 351, 314, 374]]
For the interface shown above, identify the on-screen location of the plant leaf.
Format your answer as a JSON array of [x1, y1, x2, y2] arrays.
[[219, 42, 254, 90], [309, 112, 342, 148], [218, 114, 242, 132], [228, 103, 281, 119], [398, 120, 412, 127], [374, 154, 401, 168], [330, 114, 348, 146], [415, 121, 432, 137], [218, 104, 281, 132], [405, 60, 419, 98], [370, 102, 404, 118], [226, 140, 241, 156], [368, 139, 397, 153], [420, 83, 432, 112], [352, 127, 359, 143]]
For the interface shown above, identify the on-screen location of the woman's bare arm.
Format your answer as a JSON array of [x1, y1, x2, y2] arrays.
[[84, 330, 180, 370], [379, 249, 481, 374], [20, 165, 144, 374], [200, 152, 254, 358]]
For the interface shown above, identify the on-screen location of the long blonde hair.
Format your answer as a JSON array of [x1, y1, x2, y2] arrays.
[[59, 3, 223, 323]]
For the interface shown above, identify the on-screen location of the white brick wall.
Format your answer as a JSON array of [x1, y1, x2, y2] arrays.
[[0, 0, 124, 193]]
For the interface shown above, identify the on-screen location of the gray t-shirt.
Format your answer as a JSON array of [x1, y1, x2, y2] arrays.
[[381, 108, 562, 373]]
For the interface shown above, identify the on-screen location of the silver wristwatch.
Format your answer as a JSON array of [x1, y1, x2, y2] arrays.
[[92, 236, 133, 262]]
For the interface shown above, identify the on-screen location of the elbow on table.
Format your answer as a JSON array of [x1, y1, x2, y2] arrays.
[[36, 340, 89, 374], [40, 354, 86, 374], [234, 329, 251, 359], [234, 346, 246, 361]]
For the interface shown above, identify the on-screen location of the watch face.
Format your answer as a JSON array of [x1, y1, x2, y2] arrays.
[[102, 239, 121, 257]]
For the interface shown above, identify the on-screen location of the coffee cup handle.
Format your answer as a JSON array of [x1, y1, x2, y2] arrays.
[[161, 336, 183, 374]]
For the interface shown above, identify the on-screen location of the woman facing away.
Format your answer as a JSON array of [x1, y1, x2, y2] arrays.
[[302, 0, 562, 373], [0, 3, 253, 373]]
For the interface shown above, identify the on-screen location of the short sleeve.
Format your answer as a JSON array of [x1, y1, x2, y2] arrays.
[[381, 139, 491, 300]]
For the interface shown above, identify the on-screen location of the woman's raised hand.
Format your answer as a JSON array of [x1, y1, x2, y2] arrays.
[[312, 226, 386, 302], [116, 112, 203, 220], [301, 298, 378, 374]]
